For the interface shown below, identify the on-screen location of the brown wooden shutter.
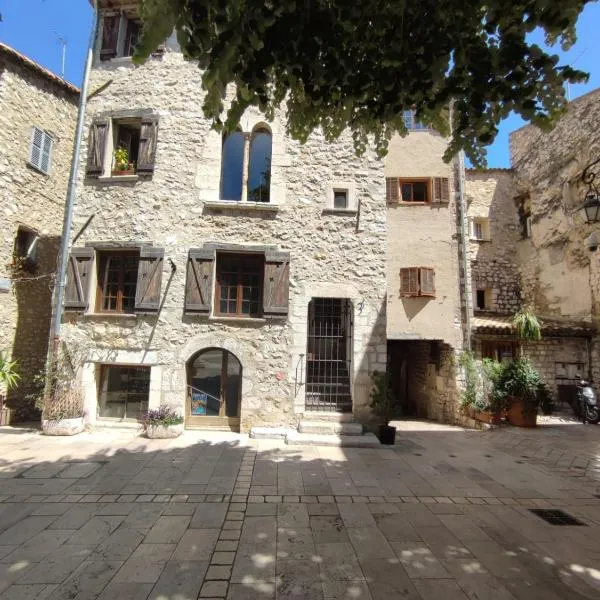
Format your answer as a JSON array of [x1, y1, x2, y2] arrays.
[[85, 120, 108, 178], [386, 177, 399, 204], [64, 248, 94, 311], [100, 15, 120, 61], [134, 247, 164, 312], [400, 267, 419, 297], [433, 177, 450, 203], [263, 251, 290, 316], [185, 249, 215, 314], [419, 267, 436, 297], [137, 117, 159, 173]]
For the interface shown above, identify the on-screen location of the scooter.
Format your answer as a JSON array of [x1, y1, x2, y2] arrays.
[[572, 378, 600, 424]]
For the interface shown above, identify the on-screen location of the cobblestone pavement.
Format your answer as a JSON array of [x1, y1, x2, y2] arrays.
[[1, 419, 600, 600]]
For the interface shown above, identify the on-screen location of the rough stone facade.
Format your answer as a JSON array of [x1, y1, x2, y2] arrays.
[[465, 170, 522, 314], [0, 44, 78, 419], [61, 38, 386, 431]]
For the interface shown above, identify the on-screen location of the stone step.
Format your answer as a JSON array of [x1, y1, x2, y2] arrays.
[[285, 431, 381, 448], [300, 412, 355, 422], [298, 421, 363, 435], [249, 426, 292, 440]]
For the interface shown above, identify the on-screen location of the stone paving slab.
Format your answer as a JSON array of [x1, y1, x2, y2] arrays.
[[0, 423, 600, 599]]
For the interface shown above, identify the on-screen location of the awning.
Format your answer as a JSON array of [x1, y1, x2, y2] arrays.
[[472, 312, 595, 338]]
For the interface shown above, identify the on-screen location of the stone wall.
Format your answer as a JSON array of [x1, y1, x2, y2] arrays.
[[465, 170, 521, 313], [61, 50, 386, 431], [0, 50, 78, 418]]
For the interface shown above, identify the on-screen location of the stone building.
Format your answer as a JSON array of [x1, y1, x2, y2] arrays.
[[385, 122, 468, 423], [59, 0, 386, 433], [0, 43, 78, 420]]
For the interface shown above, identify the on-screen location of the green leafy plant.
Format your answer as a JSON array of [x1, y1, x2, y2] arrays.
[[494, 357, 541, 414], [459, 352, 505, 413], [143, 406, 184, 427], [369, 370, 398, 425], [113, 146, 132, 171], [513, 308, 542, 342], [133, 0, 589, 166], [0, 352, 20, 392]]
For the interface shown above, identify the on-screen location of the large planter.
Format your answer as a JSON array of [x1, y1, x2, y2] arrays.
[[42, 417, 85, 436], [145, 423, 184, 439], [468, 407, 502, 425], [505, 398, 537, 428], [378, 424, 397, 445]]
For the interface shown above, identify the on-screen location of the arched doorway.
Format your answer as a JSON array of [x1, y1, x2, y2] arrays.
[[186, 348, 242, 430]]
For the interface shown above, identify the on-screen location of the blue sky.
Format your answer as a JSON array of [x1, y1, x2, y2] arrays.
[[0, 0, 598, 168]]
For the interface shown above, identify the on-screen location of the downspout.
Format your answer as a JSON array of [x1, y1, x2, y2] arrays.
[[46, 1, 98, 385], [457, 150, 472, 351]]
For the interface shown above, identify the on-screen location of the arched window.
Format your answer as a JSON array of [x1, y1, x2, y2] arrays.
[[247, 128, 272, 203], [220, 131, 245, 201]]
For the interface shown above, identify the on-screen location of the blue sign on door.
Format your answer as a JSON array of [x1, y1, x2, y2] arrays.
[[191, 390, 208, 415]]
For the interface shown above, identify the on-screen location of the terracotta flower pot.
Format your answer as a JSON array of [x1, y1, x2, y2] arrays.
[[505, 397, 537, 428], [111, 169, 136, 177], [474, 410, 502, 425]]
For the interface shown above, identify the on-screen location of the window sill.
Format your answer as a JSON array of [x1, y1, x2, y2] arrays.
[[209, 315, 267, 325], [322, 208, 358, 215], [470, 238, 491, 243], [82, 313, 138, 320], [98, 175, 139, 183], [204, 200, 279, 212]]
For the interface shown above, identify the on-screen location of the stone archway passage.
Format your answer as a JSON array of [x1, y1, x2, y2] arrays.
[[186, 348, 242, 431]]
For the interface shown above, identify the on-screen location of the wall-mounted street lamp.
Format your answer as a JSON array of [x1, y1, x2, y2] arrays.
[[578, 156, 600, 224]]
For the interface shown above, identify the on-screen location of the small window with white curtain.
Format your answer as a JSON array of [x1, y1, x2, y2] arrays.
[[28, 127, 53, 175]]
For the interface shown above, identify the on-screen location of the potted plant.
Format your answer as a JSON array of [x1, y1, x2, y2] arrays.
[[0, 352, 20, 426], [459, 352, 504, 425], [496, 357, 541, 427], [142, 405, 184, 439], [112, 146, 135, 176], [370, 370, 399, 444]]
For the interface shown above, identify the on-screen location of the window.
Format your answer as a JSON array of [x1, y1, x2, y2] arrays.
[[247, 128, 272, 203], [98, 365, 150, 419], [13, 227, 39, 272], [215, 254, 263, 317], [97, 252, 140, 314], [475, 288, 492, 310], [400, 267, 436, 298], [401, 180, 430, 202], [28, 127, 53, 175], [220, 126, 272, 203], [386, 177, 449, 204], [471, 217, 490, 241], [86, 115, 159, 178], [100, 13, 142, 61], [481, 341, 515, 363], [333, 190, 348, 209], [403, 110, 428, 130]]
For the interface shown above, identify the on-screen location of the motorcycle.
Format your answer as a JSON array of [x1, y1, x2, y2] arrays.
[[571, 378, 600, 424]]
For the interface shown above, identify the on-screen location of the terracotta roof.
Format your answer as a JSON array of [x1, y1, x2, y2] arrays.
[[472, 312, 595, 337], [0, 42, 79, 95]]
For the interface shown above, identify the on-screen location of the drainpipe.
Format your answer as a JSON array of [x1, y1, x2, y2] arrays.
[[457, 150, 472, 351], [46, 1, 98, 385]]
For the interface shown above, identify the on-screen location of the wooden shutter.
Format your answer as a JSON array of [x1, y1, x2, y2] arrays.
[[100, 15, 120, 60], [386, 177, 399, 204], [433, 177, 450, 203], [137, 117, 159, 173], [64, 248, 94, 311], [29, 127, 53, 174], [135, 247, 164, 312], [86, 120, 108, 178], [400, 267, 419, 297], [420, 267, 436, 297], [185, 249, 215, 314], [263, 251, 290, 316]]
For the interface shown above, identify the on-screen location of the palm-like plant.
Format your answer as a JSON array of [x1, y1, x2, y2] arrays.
[[0, 352, 20, 392], [513, 308, 542, 342]]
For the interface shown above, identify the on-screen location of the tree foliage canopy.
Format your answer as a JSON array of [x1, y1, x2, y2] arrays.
[[134, 0, 591, 165]]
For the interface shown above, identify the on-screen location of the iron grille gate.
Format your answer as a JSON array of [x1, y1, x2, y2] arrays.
[[305, 298, 353, 412]]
